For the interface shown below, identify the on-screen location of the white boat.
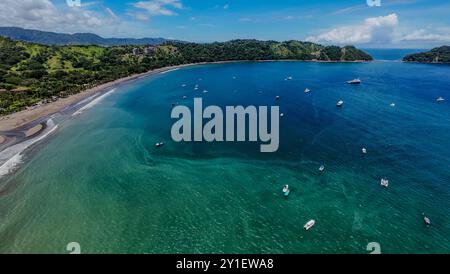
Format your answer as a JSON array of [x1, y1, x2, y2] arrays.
[[280, 113, 284, 117], [304, 220, 316, 230], [276, 96, 280, 100], [319, 165, 325, 172], [436, 97, 445, 102], [282, 185, 290, 197], [390, 103, 396, 107], [286, 76, 293, 81], [347, 78, 361, 84], [337, 100, 344, 107], [424, 216, 431, 225], [203, 90, 209, 93], [380, 178, 389, 188], [181, 84, 187, 87], [182, 95, 187, 99], [155, 142, 164, 148], [362, 148, 367, 154], [304, 88, 311, 93]]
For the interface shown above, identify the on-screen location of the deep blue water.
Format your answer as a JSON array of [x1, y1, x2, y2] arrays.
[[363, 48, 426, 61]]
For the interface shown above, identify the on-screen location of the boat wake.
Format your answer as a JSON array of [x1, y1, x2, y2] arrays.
[[72, 89, 116, 116], [0, 119, 59, 179]]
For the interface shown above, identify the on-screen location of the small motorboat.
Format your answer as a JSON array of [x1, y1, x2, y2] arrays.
[[380, 178, 389, 188], [181, 84, 187, 87], [182, 96, 187, 99], [155, 142, 164, 148], [203, 90, 209, 93], [304, 220, 316, 231], [436, 97, 445, 103], [282, 185, 290, 197], [280, 113, 284, 117], [347, 78, 361, 85], [424, 216, 431, 226], [336, 100, 344, 107], [276, 96, 280, 100], [286, 76, 293, 81], [390, 103, 396, 107], [319, 165, 325, 172], [194, 85, 199, 90], [362, 148, 367, 154], [304, 88, 311, 93]]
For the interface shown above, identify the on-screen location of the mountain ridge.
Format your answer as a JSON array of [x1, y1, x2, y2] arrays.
[[0, 27, 171, 46]]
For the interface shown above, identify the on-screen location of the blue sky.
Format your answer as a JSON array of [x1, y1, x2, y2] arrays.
[[1, 0, 450, 48]]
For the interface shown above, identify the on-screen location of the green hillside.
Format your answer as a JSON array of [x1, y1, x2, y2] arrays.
[[403, 46, 450, 63], [0, 37, 372, 115]]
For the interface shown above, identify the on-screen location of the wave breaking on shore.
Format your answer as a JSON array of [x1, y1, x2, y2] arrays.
[[0, 119, 59, 179], [72, 89, 116, 117]]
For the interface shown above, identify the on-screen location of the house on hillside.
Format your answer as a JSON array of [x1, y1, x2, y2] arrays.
[[144, 46, 157, 55]]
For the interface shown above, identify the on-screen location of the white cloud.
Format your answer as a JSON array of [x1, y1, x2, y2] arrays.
[[0, 0, 116, 34], [133, 0, 183, 16], [283, 15, 296, 20], [306, 13, 399, 45], [402, 29, 450, 42]]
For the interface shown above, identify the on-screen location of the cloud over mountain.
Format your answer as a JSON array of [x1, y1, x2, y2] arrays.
[[306, 13, 399, 45]]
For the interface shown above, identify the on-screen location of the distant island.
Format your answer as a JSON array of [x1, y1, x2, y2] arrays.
[[403, 46, 450, 63], [0, 34, 372, 116]]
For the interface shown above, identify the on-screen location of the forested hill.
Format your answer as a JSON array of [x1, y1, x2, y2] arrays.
[[0, 27, 169, 46], [170, 40, 373, 62], [0, 36, 372, 115], [403, 46, 450, 63]]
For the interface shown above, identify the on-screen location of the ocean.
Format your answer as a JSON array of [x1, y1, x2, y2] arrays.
[[0, 54, 449, 253]]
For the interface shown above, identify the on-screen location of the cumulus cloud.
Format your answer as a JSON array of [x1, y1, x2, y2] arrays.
[[0, 0, 117, 34], [402, 29, 450, 42], [133, 0, 183, 16], [306, 13, 399, 45]]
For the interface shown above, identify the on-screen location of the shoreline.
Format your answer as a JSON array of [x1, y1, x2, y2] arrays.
[[0, 58, 371, 135]]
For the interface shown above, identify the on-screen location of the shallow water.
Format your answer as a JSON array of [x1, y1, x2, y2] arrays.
[[0, 60, 449, 253]]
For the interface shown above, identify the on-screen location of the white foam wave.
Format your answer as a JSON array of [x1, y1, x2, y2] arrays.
[[72, 89, 116, 117], [160, 68, 179, 74], [0, 120, 59, 179]]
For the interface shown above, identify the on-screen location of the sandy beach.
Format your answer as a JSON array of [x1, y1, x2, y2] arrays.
[[0, 63, 200, 132]]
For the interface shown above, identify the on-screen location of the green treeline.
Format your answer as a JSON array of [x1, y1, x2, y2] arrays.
[[0, 37, 372, 115]]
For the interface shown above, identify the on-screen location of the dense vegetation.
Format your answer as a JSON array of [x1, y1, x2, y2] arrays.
[[0, 27, 169, 46], [403, 46, 450, 63], [0, 36, 372, 115]]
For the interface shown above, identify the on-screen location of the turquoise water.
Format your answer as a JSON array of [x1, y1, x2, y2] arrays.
[[0, 60, 449, 253]]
